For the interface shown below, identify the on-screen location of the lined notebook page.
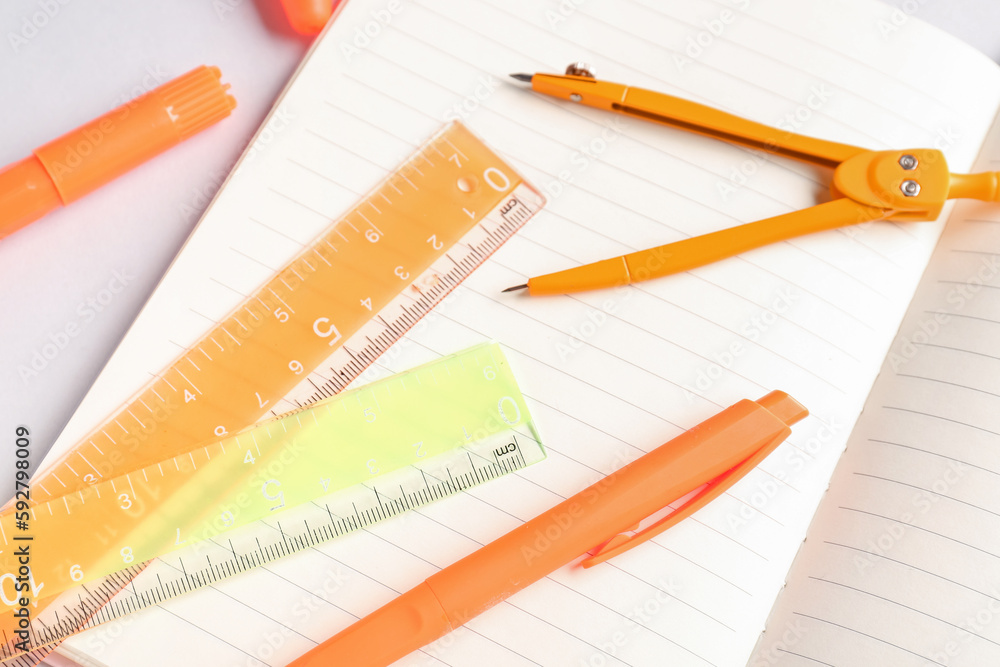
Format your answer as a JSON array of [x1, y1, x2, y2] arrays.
[[44, 0, 1000, 665], [751, 118, 1000, 666]]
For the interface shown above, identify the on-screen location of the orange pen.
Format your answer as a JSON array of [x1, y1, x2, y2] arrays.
[[288, 391, 808, 667], [0, 65, 235, 240]]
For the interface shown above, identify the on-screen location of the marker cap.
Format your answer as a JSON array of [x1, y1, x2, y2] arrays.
[[33, 65, 236, 205], [0, 65, 236, 239]]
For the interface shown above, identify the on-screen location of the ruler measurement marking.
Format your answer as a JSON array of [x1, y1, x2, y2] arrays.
[[444, 137, 469, 162], [357, 211, 382, 235], [221, 327, 242, 347], [7, 128, 544, 652], [126, 410, 147, 429], [401, 173, 418, 191], [268, 288, 294, 313], [468, 453, 483, 486], [312, 243, 334, 265], [420, 469, 432, 499], [313, 249, 332, 266], [175, 369, 201, 394]]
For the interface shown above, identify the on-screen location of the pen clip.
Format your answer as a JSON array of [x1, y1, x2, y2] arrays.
[[581, 431, 788, 568]]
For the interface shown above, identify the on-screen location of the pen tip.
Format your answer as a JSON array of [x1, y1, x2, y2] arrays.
[[502, 284, 529, 293], [509, 73, 534, 83]]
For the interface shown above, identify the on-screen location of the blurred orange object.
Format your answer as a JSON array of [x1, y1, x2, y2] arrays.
[[280, 0, 341, 34]]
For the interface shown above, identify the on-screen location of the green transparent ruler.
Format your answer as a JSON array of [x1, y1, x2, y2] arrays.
[[2, 343, 544, 658]]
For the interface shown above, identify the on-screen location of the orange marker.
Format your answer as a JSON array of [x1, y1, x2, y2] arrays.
[[0, 65, 236, 240], [288, 391, 808, 667]]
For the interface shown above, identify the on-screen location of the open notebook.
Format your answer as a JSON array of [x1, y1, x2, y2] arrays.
[[34, 0, 1000, 665], [749, 123, 1000, 664]]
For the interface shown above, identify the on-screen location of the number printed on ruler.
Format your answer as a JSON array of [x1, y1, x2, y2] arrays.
[[29, 121, 545, 506], [0, 344, 547, 659], [0, 122, 544, 661]]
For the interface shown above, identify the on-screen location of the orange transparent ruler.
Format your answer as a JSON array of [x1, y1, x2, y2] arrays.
[[0, 121, 544, 661], [0, 344, 544, 660], [27, 121, 544, 505]]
